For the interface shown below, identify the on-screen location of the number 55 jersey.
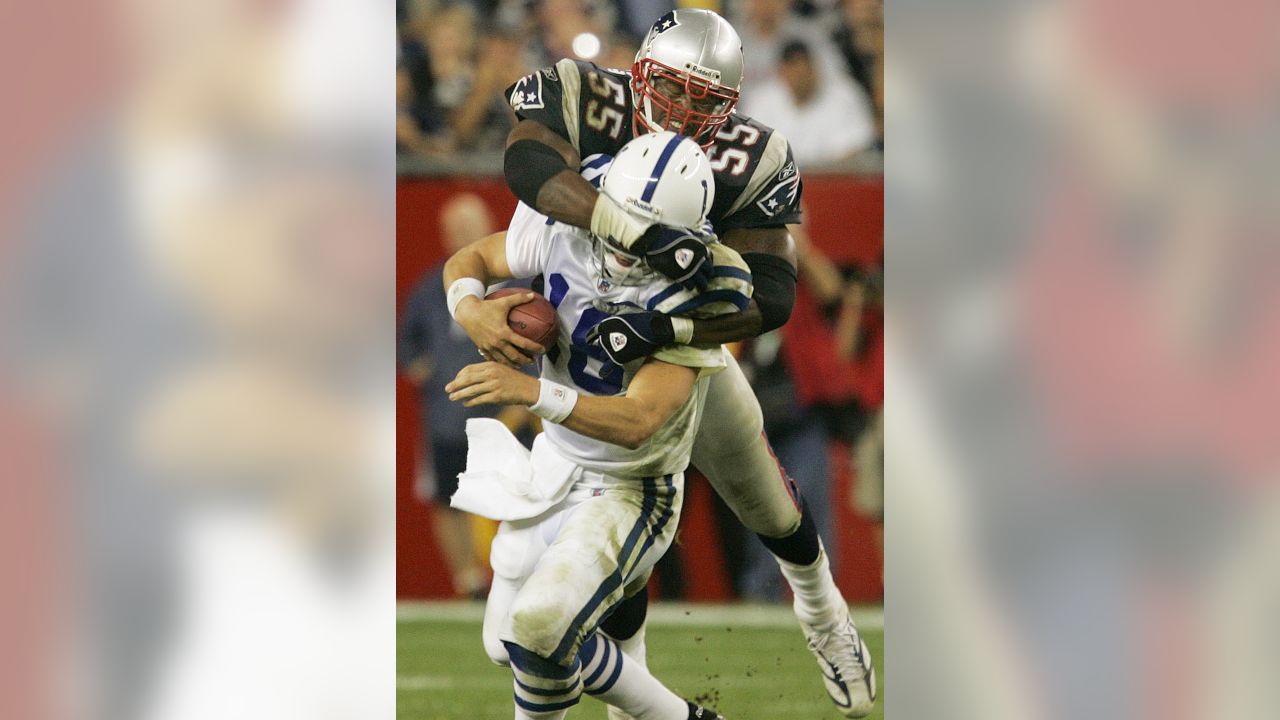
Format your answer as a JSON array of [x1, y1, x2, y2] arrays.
[[506, 58, 803, 233], [503, 198, 753, 480]]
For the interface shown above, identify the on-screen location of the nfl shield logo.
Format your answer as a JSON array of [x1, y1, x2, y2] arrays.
[[597, 277, 613, 292], [674, 247, 695, 269]]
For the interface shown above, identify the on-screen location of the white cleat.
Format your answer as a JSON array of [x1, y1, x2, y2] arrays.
[[802, 613, 877, 718]]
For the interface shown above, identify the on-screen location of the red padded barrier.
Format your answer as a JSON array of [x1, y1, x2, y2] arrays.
[[396, 175, 883, 602]]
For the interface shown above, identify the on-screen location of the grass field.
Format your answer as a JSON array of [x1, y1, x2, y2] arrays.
[[398, 602, 883, 720]]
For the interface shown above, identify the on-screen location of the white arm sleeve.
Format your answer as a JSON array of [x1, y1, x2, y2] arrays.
[[504, 202, 556, 278]]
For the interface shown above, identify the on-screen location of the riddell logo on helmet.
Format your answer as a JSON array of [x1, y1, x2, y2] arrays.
[[683, 63, 722, 84], [624, 196, 662, 220]]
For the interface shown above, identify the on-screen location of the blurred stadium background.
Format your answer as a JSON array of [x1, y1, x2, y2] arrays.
[[396, 0, 884, 716], [10, 0, 1274, 718]]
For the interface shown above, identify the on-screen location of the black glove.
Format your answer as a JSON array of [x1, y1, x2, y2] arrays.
[[635, 225, 713, 291], [586, 311, 675, 364]]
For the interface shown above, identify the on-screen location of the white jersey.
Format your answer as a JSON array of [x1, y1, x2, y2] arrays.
[[504, 197, 752, 479]]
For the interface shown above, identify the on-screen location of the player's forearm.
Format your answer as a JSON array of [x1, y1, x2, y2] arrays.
[[442, 245, 496, 289], [534, 170, 598, 229], [505, 120, 596, 228], [547, 361, 693, 449], [558, 395, 669, 450], [443, 231, 515, 290], [688, 303, 764, 345]]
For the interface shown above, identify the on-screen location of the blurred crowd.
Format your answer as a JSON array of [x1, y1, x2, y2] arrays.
[[397, 0, 883, 168]]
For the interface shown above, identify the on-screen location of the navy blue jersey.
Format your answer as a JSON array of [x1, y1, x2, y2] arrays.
[[506, 59, 803, 232]]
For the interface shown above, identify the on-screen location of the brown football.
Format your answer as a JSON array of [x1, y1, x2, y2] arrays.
[[486, 288, 558, 352]]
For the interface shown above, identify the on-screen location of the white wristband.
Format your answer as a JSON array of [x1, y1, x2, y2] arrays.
[[671, 317, 695, 345], [529, 379, 578, 424], [447, 278, 485, 320]]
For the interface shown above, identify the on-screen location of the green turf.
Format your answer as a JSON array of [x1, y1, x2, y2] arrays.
[[398, 603, 883, 720]]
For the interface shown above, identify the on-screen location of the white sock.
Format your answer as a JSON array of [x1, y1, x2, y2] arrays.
[[776, 542, 847, 627], [605, 623, 648, 720], [581, 632, 688, 720]]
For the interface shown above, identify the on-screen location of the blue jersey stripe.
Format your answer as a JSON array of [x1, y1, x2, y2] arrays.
[[665, 288, 751, 316], [713, 265, 752, 283], [641, 135, 684, 203], [645, 281, 686, 311], [581, 154, 613, 170], [645, 264, 750, 311]]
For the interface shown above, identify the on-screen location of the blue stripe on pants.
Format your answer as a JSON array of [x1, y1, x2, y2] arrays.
[[550, 476, 665, 664]]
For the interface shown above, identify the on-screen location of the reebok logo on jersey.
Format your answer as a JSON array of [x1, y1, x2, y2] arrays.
[[777, 161, 797, 181], [609, 332, 628, 352], [674, 248, 695, 269]]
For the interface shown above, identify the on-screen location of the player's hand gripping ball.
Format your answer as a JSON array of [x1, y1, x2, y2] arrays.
[[454, 288, 556, 367], [486, 288, 558, 353]]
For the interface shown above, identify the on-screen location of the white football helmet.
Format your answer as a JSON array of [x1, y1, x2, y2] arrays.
[[632, 9, 744, 144], [593, 131, 715, 286]]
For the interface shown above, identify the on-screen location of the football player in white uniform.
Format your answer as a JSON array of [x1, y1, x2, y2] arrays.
[[443, 132, 749, 720], [493, 10, 876, 718]]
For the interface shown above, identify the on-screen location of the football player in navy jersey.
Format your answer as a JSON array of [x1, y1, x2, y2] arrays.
[[497, 8, 876, 719]]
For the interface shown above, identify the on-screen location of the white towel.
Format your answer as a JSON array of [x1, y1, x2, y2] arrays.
[[450, 420, 579, 521]]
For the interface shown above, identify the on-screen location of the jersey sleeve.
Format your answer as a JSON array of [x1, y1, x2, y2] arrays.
[[647, 243, 753, 319], [648, 244, 753, 371], [505, 58, 586, 153], [504, 202, 556, 278], [652, 343, 729, 371], [718, 130, 804, 231]]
